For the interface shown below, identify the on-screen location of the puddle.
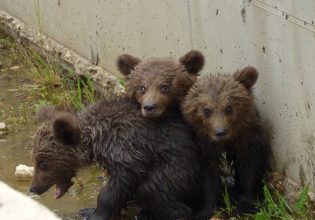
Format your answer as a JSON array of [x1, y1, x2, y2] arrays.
[[0, 29, 135, 219]]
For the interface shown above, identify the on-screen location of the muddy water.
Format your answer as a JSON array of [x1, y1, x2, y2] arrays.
[[0, 30, 114, 219]]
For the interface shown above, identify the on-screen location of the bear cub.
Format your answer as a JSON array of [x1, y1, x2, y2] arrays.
[[29, 97, 201, 220], [117, 50, 204, 118], [182, 66, 271, 218]]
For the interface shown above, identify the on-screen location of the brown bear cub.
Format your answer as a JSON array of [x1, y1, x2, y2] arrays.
[[182, 66, 271, 218], [29, 97, 201, 220], [117, 50, 204, 118]]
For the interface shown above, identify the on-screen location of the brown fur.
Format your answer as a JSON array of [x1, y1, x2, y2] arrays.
[[117, 50, 204, 118], [182, 67, 258, 141], [182, 66, 271, 218], [30, 97, 202, 220], [31, 112, 86, 197]]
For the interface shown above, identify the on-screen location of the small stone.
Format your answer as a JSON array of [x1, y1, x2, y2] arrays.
[[10, 65, 20, 70], [65, 51, 71, 58], [15, 164, 34, 180], [8, 89, 19, 92], [0, 122, 5, 130]]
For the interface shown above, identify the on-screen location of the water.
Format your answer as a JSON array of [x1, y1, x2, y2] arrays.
[[0, 30, 117, 219]]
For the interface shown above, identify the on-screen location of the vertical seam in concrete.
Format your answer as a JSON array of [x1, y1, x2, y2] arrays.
[[186, 0, 194, 49]]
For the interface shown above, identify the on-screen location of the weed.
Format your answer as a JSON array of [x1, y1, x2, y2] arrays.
[[33, 0, 43, 41], [211, 184, 313, 220], [118, 78, 126, 89], [66, 76, 95, 111], [2, 33, 95, 114], [19, 41, 94, 110], [250, 184, 311, 220], [20, 46, 62, 87], [293, 186, 310, 218], [222, 184, 235, 216]]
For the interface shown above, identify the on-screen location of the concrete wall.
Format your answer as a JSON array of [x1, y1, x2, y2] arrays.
[[0, 0, 314, 193]]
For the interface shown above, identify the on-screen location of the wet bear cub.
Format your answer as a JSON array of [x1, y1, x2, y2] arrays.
[[29, 97, 201, 220], [117, 50, 204, 118], [182, 66, 271, 218]]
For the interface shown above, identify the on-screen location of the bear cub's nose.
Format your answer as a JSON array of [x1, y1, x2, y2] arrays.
[[215, 128, 226, 137], [143, 103, 156, 112]]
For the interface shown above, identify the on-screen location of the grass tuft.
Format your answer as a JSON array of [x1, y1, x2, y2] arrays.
[[250, 184, 311, 220], [293, 186, 310, 218], [212, 183, 313, 220], [2, 34, 95, 112]]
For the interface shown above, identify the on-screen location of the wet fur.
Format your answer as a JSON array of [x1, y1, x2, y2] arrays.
[[117, 50, 204, 118], [31, 97, 201, 220], [182, 67, 271, 218]]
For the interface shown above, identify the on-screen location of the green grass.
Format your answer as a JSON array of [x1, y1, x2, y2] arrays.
[[62, 70, 95, 110], [34, 0, 43, 42], [118, 78, 126, 89], [2, 33, 95, 113], [17, 43, 62, 87], [212, 184, 313, 220], [222, 184, 235, 216], [252, 184, 294, 220], [294, 186, 310, 218]]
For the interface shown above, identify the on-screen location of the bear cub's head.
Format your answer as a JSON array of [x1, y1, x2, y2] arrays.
[[182, 66, 259, 142], [30, 107, 81, 199], [117, 50, 204, 118]]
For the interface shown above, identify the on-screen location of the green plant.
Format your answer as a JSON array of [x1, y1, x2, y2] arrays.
[[23, 47, 62, 87], [66, 74, 95, 111], [33, 0, 43, 41], [118, 78, 126, 89], [81, 77, 95, 104], [251, 184, 311, 220], [293, 186, 310, 218], [0, 38, 9, 45], [210, 183, 313, 220], [69, 78, 84, 110], [223, 184, 235, 215]]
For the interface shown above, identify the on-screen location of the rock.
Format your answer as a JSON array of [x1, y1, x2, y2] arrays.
[[0, 181, 61, 220], [0, 122, 5, 130], [65, 51, 71, 58], [15, 164, 34, 180], [10, 65, 20, 70]]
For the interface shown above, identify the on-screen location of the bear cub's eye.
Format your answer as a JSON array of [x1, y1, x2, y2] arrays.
[[160, 85, 169, 93], [203, 108, 212, 117], [139, 85, 146, 94], [225, 105, 233, 114], [38, 160, 48, 170]]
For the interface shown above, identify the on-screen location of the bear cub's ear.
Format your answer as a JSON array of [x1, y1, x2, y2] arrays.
[[36, 106, 58, 123], [179, 50, 205, 74], [53, 112, 81, 146], [117, 54, 141, 76], [233, 66, 258, 89]]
